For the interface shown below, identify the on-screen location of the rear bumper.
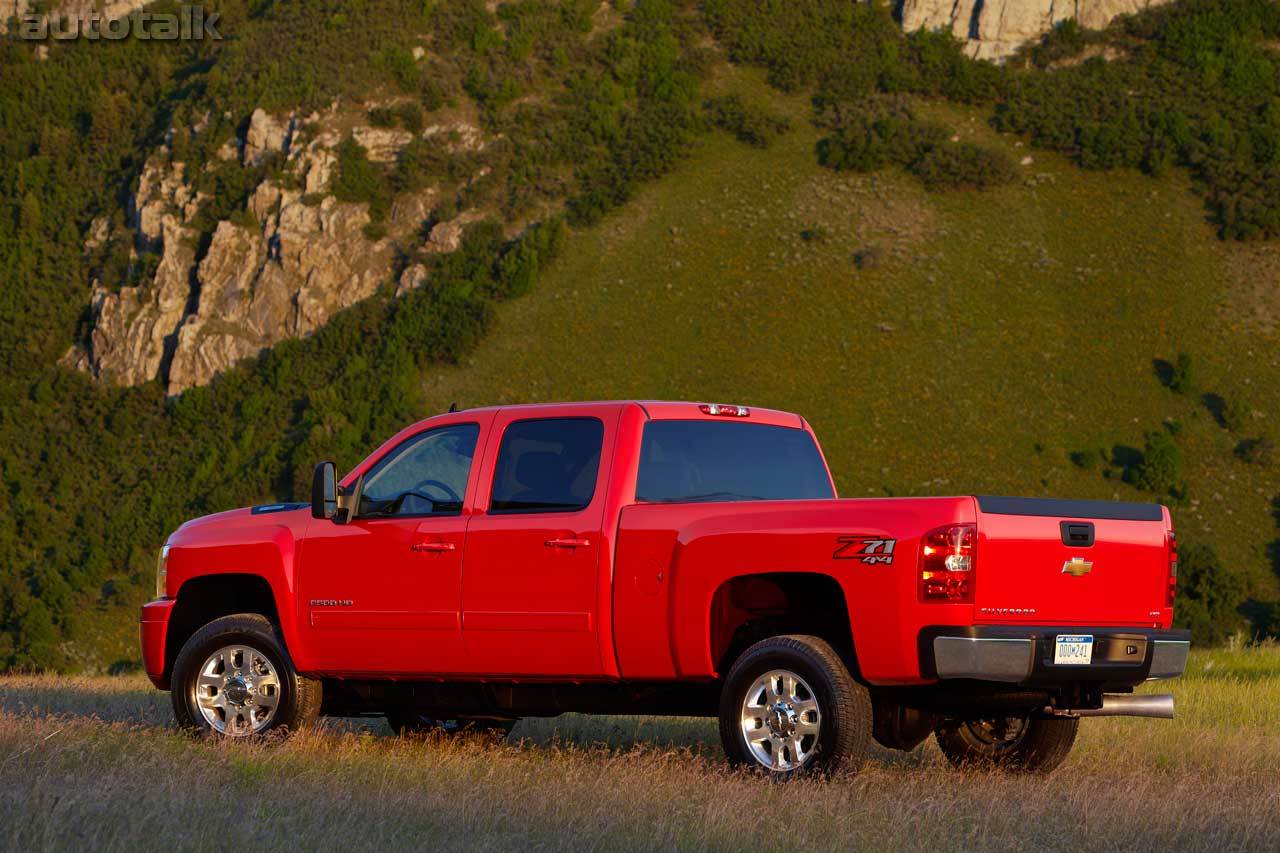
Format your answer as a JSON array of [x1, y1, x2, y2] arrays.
[[139, 599, 176, 690], [920, 626, 1190, 688]]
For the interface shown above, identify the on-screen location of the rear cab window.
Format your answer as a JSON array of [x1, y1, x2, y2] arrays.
[[635, 420, 834, 504], [489, 418, 605, 513]]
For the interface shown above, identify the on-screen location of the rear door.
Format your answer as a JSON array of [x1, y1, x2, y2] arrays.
[[974, 496, 1171, 626], [460, 407, 618, 677]]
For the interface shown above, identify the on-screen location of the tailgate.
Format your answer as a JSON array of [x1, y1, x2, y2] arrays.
[[974, 496, 1171, 625]]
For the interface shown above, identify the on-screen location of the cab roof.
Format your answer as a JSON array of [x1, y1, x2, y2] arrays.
[[447, 401, 806, 429]]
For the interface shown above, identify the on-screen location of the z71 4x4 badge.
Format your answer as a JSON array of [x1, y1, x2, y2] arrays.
[[833, 536, 896, 564]]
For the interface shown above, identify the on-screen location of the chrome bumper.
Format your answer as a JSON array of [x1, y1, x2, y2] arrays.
[[932, 636, 1034, 683], [1147, 639, 1190, 680], [929, 630, 1191, 685]]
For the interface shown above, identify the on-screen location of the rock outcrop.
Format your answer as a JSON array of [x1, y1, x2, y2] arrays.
[[898, 0, 1173, 60], [68, 107, 492, 395], [0, 1, 150, 30], [243, 109, 296, 167]]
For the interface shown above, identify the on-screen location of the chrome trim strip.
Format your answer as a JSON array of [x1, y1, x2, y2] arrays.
[[1147, 639, 1191, 681], [933, 637, 1034, 683]]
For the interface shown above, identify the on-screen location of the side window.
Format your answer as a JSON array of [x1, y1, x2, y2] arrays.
[[489, 418, 604, 514], [358, 423, 480, 518]]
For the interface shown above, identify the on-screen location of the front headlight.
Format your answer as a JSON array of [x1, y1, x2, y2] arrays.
[[155, 544, 170, 599]]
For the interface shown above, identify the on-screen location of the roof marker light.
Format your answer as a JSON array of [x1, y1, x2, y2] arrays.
[[700, 404, 750, 417]]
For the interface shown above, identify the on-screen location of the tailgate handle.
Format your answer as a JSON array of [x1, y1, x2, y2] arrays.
[[1060, 522, 1095, 547]]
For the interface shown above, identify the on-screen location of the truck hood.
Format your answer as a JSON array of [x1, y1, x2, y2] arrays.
[[173, 503, 309, 538]]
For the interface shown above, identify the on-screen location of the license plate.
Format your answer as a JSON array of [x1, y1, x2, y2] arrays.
[[1054, 634, 1094, 665]]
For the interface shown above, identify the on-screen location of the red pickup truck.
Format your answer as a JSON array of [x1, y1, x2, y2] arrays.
[[140, 401, 1188, 775]]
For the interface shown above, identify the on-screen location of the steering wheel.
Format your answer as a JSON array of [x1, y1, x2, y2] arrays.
[[409, 478, 462, 505]]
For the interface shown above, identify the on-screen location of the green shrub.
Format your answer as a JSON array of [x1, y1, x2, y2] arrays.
[[331, 136, 393, 223], [369, 103, 424, 133], [704, 94, 791, 148], [1027, 18, 1089, 69], [1173, 543, 1248, 645], [1235, 437, 1273, 465], [817, 103, 1013, 191], [1070, 449, 1100, 469], [1124, 429, 1185, 498], [375, 47, 422, 93], [909, 141, 1017, 191]]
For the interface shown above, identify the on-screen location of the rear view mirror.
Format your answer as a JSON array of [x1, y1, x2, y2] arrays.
[[311, 461, 337, 520]]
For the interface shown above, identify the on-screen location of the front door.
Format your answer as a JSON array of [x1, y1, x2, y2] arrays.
[[461, 409, 617, 677], [299, 421, 483, 675]]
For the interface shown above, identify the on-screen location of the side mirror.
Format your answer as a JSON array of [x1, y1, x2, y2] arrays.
[[311, 461, 337, 520]]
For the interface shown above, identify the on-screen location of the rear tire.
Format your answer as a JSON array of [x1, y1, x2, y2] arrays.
[[719, 635, 871, 777], [171, 613, 321, 739], [386, 712, 517, 740], [935, 715, 1078, 773]]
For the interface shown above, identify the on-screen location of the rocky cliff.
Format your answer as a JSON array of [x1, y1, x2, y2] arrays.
[[0, 1, 150, 28], [899, 0, 1173, 60], [66, 106, 495, 395]]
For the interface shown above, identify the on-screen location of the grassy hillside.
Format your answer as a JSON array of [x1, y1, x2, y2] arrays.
[[425, 71, 1280, 603], [2, 645, 1278, 849], [1, 0, 1278, 670]]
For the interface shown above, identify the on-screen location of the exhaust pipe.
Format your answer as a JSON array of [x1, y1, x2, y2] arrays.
[[1069, 693, 1175, 719]]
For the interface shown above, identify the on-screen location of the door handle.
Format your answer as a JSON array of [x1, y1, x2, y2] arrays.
[[545, 537, 590, 549], [411, 541, 456, 553]]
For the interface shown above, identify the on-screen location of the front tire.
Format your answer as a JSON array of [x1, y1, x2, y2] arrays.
[[171, 613, 322, 738], [935, 715, 1078, 773], [719, 635, 871, 777]]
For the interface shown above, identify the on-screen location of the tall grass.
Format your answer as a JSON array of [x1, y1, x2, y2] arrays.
[[1, 647, 1277, 850]]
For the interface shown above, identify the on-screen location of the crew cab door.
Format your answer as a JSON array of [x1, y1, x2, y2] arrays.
[[298, 417, 489, 675], [461, 407, 617, 677]]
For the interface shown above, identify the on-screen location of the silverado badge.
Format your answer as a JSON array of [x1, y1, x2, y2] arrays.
[[1061, 557, 1093, 577]]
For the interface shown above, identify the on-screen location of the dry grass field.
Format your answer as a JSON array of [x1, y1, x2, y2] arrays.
[[1, 646, 1277, 851]]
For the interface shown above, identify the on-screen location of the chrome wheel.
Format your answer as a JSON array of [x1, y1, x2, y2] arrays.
[[195, 644, 281, 736], [739, 669, 821, 771], [961, 717, 1029, 751]]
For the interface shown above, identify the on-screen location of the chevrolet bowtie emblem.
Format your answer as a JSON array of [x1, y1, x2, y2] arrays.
[[1061, 557, 1093, 577]]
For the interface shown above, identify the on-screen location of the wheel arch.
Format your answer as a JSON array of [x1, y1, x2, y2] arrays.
[[164, 573, 284, 682], [707, 571, 856, 678]]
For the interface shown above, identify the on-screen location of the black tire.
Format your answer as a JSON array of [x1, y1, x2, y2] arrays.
[[386, 712, 518, 740], [718, 635, 871, 777], [171, 613, 322, 739], [935, 715, 1078, 773]]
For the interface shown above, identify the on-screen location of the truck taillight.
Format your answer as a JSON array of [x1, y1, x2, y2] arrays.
[[1166, 530, 1178, 608], [919, 524, 976, 603]]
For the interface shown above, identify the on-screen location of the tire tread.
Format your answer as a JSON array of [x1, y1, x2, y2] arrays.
[[718, 634, 871, 776], [170, 613, 321, 737]]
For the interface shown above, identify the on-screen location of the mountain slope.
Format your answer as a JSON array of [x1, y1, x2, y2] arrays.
[[425, 76, 1279, 612], [0, 0, 1277, 670]]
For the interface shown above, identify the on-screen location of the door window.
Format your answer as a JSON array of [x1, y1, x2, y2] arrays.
[[358, 423, 480, 517], [489, 418, 604, 514]]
